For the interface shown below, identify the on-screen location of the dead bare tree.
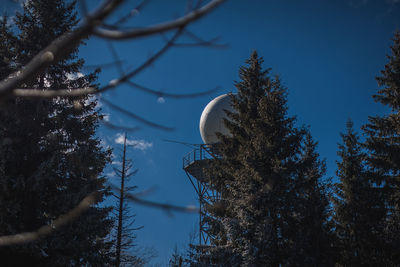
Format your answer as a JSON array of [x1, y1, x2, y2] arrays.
[[0, 0, 225, 247], [113, 133, 146, 267]]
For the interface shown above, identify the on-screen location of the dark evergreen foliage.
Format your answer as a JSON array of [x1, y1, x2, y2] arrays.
[[0, 0, 113, 266], [363, 31, 400, 265], [333, 120, 386, 265], [0, 16, 16, 81], [191, 52, 333, 266]]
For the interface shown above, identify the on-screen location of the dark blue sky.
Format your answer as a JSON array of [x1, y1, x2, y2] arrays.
[[89, 1, 400, 264], [3, 0, 400, 265]]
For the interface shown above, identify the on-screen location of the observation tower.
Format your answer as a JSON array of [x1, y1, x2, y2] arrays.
[[183, 94, 233, 246]]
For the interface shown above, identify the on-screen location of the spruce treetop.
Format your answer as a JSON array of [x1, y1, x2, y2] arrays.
[[375, 31, 400, 111], [195, 52, 332, 266]]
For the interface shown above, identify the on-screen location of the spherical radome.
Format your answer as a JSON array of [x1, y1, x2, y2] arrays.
[[199, 94, 234, 144]]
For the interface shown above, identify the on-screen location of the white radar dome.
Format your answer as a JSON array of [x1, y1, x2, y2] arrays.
[[199, 94, 234, 144]]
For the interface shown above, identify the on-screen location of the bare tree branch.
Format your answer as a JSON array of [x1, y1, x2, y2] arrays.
[[11, 28, 183, 98], [13, 87, 96, 97], [107, 41, 125, 76], [127, 81, 220, 98], [0, 0, 222, 251], [101, 120, 141, 132], [101, 97, 174, 131], [0, 0, 124, 98], [173, 29, 228, 48], [4, 1, 225, 101], [103, 0, 150, 29], [82, 60, 126, 71], [0, 192, 100, 246], [93, 0, 225, 40], [0, 182, 198, 247], [132, 185, 158, 198], [109, 184, 199, 213], [97, 28, 183, 93]]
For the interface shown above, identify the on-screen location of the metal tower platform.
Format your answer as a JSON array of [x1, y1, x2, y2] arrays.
[[183, 144, 220, 246]]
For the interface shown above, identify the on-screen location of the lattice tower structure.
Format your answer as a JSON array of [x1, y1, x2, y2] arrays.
[[183, 144, 221, 247]]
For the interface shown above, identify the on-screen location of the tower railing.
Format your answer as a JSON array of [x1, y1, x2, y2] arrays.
[[183, 144, 218, 169]]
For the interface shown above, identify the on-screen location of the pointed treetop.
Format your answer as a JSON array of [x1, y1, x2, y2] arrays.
[[374, 31, 400, 110]]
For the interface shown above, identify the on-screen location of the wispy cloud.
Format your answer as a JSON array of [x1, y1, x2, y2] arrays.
[[115, 133, 153, 151]]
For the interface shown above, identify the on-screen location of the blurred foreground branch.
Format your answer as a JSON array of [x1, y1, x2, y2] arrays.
[[0, 192, 99, 246], [0, 0, 225, 99], [110, 184, 199, 214], [0, 0, 219, 248]]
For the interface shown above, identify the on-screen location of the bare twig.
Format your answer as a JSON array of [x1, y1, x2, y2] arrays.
[[127, 81, 220, 98], [4, 1, 225, 100], [97, 28, 183, 93], [101, 120, 141, 132], [93, 0, 225, 40], [0, 192, 99, 246], [0, 0, 124, 98], [104, 0, 150, 29], [82, 60, 126, 71], [101, 97, 174, 131], [11, 28, 183, 99], [109, 184, 199, 213], [132, 185, 158, 198], [0, 0, 222, 250], [13, 87, 96, 98], [107, 41, 125, 76], [173, 30, 228, 48]]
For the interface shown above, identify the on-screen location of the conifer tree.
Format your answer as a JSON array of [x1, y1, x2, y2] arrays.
[[333, 120, 386, 265], [363, 31, 400, 264], [288, 133, 335, 266], [0, 0, 113, 265], [0, 16, 16, 80], [196, 52, 332, 266]]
